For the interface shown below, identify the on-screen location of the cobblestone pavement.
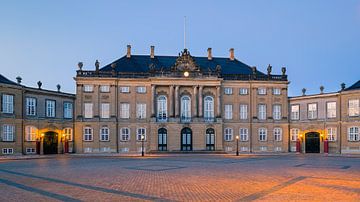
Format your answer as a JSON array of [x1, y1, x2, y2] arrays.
[[0, 154, 359, 201]]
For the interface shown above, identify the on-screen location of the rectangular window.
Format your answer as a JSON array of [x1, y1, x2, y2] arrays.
[[136, 86, 146, 93], [63, 128, 73, 141], [120, 128, 130, 141], [239, 88, 248, 95], [291, 105, 300, 120], [100, 85, 110, 93], [348, 127, 359, 141], [136, 103, 146, 119], [308, 103, 317, 119], [258, 128, 267, 141], [84, 85, 93, 92], [327, 102, 336, 118], [101, 103, 110, 118], [290, 128, 299, 141], [120, 103, 130, 119], [26, 148, 36, 154], [327, 128, 337, 141], [84, 103, 93, 118], [224, 128, 233, 141], [2, 94, 14, 114], [224, 87, 233, 95], [120, 86, 130, 93], [258, 104, 266, 120], [348, 99, 359, 117], [258, 87, 266, 95], [274, 128, 282, 141], [83, 127, 93, 141], [224, 104, 233, 120], [2, 148, 14, 154], [273, 105, 282, 120], [100, 127, 109, 141], [25, 126, 37, 141], [239, 104, 248, 120], [26, 97, 36, 116], [273, 88, 281, 95], [64, 102, 73, 119], [2, 125, 14, 141], [46, 100, 56, 117], [239, 128, 248, 141], [136, 128, 146, 141]]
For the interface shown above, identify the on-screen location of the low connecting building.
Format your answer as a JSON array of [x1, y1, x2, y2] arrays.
[[1, 45, 359, 155]]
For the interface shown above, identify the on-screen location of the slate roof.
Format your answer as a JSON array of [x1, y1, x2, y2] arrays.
[[345, 80, 360, 91], [100, 55, 266, 75], [0, 74, 19, 85]]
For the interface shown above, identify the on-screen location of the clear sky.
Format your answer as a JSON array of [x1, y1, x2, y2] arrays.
[[1, 0, 359, 96]]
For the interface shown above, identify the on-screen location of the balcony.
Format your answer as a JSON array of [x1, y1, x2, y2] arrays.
[[180, 116, 191, 123], [156, 114, 168, 122], [204, 117, 215, 123]]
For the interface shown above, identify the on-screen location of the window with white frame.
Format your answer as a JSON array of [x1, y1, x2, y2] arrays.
[[2, 94, 14, 113], [84, 103, 93, 118], [26, 97, 36, 116], [224, 87, 233, 95], [239, 128, 248, 141], [100, 127, 109, 141], [308, 103, 317, 119], [204, 96, 214, 120], [136, 128, 146, 141], [64, 102, 73, 119], [291, 105, 300, 120], [26, 148, 36, 154], [327, 127, 337, 141], [274, 128, 282, 141], [239, 88, 248, 95], [290, 128, 299, 141], [101, 103, 110, 118], [120, 86, 130, 93], [120, 127, 130, 141], [258, 87, 266, 95], [120, 103, 130, 119], [157, 96, 167, 121], [327, 102, 336, 118], [2, 125, 14, 141], [136, 103, 146, 119], [100, 85, 110, 93], [2, 148, 13, 154], [224, 104, 233, 120], [224, 128, 233, 141], [258, 128, 267, 141], [136, 86, 146, 93], [348, 127, 359, 141], [83, 85, 93, 92], [273, 88, 281, 95], [258, 104, 266, 120], [273, 104, 282, 120], [63, 128, 73, 141], [83, 127, 93, 141], [348, 99, 359, 117], [46, 100, 56, 117], [25, 126, 37, 141], [239, 104, 248, 120], [181, 96, 191, 120]]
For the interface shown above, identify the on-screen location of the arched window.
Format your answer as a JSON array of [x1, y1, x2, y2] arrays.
[[157, 96, 167, 121], [100, 127, 109, 141], [25, 126, 38, 141], [120, 127, 130, 141], [204, 96, 214, 121], [83, 127, 93, 141], [63, 128, 73, 141], [181, 96, 191, 122]]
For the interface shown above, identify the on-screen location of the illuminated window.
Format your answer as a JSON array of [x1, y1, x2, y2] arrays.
[[26, 97, 36, 116], [258, 104, 266, 120], [327, 127, 337, 141], [224, 87, 232, 95], [239, 128, 248, 141], [273, 105, 281, 120], [258, 87, 266, 95], [258, 128, 267, 141], [100, 85, 110, 93], [101, 103, 110, 119], [84, 103, 93, 118], [83, 127, 93, 141], [290, 128, 299, 141], [100, 127, 109, 141], [274, 128, 282, 141], [120, 103, 130, 119], [120, 127, 130, 141], [327, 102, 336, 118], [240, 104, 248, 120], [348, 99, 359, 117], [2, 94, 14, 114], [136, 103, 146, 119], [2, 125, 14, 142], [348, 127, 359, 141], [224, 128, 233, 141], [63, 128, 73, 141], [84, 85, 93, 92], [291, 105, 300, 120], [224, 104, 233, 120], [136, 128, 146, 141], [46, 100, 56, 117], [25, 126, 37, 141], [308, 103, 317, 119]]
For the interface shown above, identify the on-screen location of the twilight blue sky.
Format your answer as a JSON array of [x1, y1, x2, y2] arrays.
[[1, 0, 360, 96]]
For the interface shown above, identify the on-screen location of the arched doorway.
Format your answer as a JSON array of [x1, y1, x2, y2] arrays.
[[181, 128, 192, 151], [205, 128, 215, 151], [43, 131, 58, 154], [158, 128, 167, 151], [305, 132, 320, 153]]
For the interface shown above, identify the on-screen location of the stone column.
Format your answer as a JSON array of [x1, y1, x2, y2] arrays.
[[151, 85, 156, 117], [193, 86, 198, 117], [198, 86, 203, 117], [169, 85, 174, 117], [216, 86, 221, 117], [175, 86, 179, 117]]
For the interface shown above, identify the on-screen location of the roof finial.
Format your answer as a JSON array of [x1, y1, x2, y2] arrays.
[[184, 16, 186, 50]]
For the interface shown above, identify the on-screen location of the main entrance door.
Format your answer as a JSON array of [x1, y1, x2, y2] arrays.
[[181, 128, 192, 151], [305, 132, 320, 153], [205, 128, 215, 151], [158, 128, 167, 151], [43, 131, 58, 154]]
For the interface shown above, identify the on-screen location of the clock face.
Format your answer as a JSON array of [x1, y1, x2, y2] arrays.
[[184, 71, 189, 77]]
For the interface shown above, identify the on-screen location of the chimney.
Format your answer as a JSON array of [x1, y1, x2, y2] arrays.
[[207, 48, 212, 60], [229, 48, 234, 60], [126, 45, 131, 58], [150, 46, 155, 59]]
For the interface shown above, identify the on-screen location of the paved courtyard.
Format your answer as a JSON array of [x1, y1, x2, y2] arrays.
[[0, 154, 359, 201]]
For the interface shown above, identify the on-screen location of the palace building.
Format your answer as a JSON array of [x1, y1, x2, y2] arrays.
[[1, 45, 359, 155]]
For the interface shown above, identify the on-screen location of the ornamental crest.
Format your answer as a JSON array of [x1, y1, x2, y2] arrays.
[[172, 49, 200, 72]]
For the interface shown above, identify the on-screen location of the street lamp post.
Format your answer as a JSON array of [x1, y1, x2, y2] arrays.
[[236, 135, 239, 156], [141, 134, 145, 157]]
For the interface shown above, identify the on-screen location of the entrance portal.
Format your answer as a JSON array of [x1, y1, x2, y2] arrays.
[[158, 128, 167, 151], [181, 128, 192, 151], [305, 132, 320, 153], [205, 128, 215, 151], [43, 131, 58, 154]]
